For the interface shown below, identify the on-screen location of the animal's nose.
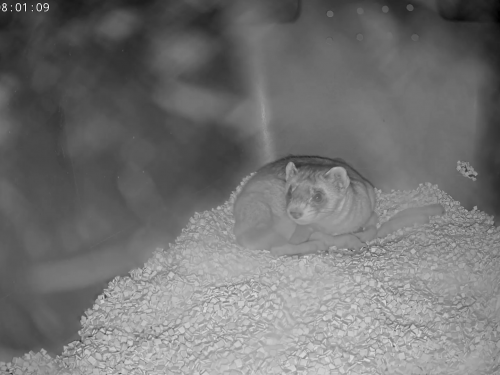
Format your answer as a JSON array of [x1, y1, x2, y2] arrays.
[[289, 210, 302, 219]]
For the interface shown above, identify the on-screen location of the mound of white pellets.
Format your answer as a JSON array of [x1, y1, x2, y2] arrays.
[[2, 181, 500, 375]]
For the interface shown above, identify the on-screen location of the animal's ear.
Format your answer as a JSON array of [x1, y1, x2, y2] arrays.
[[325, 166, 350, 192], [285, 162, 298, 181]]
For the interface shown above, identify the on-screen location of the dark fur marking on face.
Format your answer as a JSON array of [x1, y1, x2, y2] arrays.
[[286, 185, 294, 203], [311, 189, 324, 203]]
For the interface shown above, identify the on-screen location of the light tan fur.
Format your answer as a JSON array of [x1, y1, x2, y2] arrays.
[[284, 160, 376, 234], [233, 155, 445, 256], [233, 165, 296, 250]]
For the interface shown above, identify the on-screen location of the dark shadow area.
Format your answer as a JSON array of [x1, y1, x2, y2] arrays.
[[474, 28, 500, 225], [429, 0, 500, 223], [0, 0, 268, 360]]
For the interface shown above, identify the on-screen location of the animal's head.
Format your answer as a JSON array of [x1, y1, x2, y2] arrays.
[[284, 161, 350, 224]]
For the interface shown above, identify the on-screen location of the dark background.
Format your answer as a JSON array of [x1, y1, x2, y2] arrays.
[[0, 0, 499, 362]]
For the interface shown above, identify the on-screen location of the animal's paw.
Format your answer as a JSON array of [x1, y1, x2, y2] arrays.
[[342, 234, 365, 251], [353, 226, 377, 244]]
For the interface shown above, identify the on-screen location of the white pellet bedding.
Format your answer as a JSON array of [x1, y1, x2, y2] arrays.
[[3, 181, 500, 375]]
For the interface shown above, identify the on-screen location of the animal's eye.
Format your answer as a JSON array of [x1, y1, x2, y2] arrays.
[[312, 192, 323, 202]]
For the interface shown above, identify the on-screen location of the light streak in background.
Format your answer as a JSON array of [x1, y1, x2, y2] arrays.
[[224, 3, 277, 164], [250, 34, 275, 162]]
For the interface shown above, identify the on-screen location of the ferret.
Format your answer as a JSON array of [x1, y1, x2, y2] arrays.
[[233, 155, 445, 256]]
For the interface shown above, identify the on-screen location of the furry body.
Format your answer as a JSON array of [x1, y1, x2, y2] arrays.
[[233, 155, 445, 256], [283, 156, 376, 235], [233, 155, 377, 251]]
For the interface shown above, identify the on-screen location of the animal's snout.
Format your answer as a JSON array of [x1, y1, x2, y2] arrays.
[[289, 210, 302, 219]]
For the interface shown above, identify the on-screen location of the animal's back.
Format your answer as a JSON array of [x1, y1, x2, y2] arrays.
[[233, 171, 286, 245], [232, 156, 308, 248]]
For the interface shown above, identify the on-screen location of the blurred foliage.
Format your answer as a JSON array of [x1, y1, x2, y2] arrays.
[[0, 0, 283, 359]]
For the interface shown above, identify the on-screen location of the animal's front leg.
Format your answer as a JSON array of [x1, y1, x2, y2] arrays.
[[271, 231, 367, 257], [310, 232, 365, 251], [270, 239, 328, 257], [288, 224, 315, 244], [353, 212, 378, 243]]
